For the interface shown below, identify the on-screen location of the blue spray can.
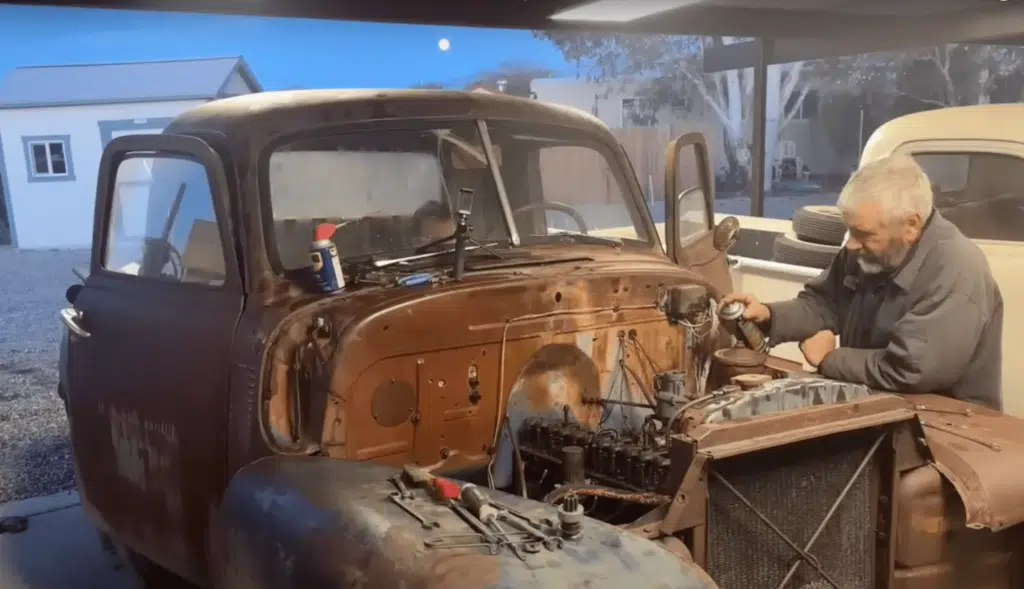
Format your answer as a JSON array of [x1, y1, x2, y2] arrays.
[[310, 223, 346, 294]]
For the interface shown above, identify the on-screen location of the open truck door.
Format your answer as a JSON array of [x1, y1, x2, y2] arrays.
[[59, 133, 243, 586], [664, 132, 739, 296]]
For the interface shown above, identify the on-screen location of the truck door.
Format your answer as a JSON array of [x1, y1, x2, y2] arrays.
[[664, 132, 736, 295], [60, 133, 242, 585]]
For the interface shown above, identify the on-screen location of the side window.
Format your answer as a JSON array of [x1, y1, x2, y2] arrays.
[[103, 153, 226, 285], [912, 152, 1024, 242], [536, 144, 641, 240]]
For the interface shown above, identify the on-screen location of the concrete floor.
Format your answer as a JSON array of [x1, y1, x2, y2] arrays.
[[0, 491, 139, 589]]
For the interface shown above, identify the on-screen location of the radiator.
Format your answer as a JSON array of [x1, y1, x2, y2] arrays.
[[706, 436, 878, 589]]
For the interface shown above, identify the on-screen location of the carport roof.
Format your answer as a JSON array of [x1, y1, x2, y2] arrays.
[[16, 0, 1024, 69], [0, 55, 262, 109]]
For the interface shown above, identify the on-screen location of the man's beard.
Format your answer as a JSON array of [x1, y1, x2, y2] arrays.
[[856, 238, 911, 275]]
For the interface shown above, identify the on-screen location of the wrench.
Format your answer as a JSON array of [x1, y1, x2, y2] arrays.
[[491, 501, 563, 550], [389, 476, 414, 499], [496, 511, 562, 551], [388, 492, 440, 529]]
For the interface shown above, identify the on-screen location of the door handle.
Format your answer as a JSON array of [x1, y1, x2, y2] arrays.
[[60, 308, 91, 339]]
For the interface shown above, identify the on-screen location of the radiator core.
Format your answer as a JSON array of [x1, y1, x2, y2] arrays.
[[706, 436, 878, 589]]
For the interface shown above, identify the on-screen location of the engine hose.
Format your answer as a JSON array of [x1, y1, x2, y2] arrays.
[[542, 484, 672, 506]]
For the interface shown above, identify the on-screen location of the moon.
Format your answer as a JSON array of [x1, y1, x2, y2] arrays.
[[438, 38, 451, 51]]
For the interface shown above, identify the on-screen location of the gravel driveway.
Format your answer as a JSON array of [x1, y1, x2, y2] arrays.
[[0, 247, 89, 504]]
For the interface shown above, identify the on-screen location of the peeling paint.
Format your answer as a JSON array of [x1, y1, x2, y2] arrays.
[[107, 405, 183, 519]]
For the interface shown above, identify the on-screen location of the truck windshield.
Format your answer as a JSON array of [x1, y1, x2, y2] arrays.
[[266, 119, 649, 270]]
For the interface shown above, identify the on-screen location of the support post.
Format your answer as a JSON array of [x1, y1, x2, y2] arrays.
[[749, 37, 773, 217]]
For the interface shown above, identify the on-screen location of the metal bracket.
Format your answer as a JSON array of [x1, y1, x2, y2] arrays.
[[659, 451, 709, 536]]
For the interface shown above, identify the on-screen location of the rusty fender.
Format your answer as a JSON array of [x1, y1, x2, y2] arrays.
[[209, 456, 716, 589]]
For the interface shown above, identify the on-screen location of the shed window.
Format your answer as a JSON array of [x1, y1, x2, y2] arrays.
[[23, 137, 74, 181]]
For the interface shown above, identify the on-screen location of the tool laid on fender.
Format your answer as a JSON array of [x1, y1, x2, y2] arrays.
[[402, 464, 462, 501], [463, 484, 563, 551], [403, 465, 564, 558], [387, 491, 440, 530]]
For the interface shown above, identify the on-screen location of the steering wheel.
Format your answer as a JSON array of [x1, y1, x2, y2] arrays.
[[141, 237, 184, 280], [511, 201, 590, 235]]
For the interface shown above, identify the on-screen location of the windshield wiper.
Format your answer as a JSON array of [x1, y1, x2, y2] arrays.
[[545, 231, 623, 248], [371, 243, 502, 269]]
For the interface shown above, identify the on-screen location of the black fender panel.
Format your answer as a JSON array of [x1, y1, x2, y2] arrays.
[[210, 455, 715, 589]]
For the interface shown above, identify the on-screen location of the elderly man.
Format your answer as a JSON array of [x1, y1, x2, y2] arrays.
[[726, 155, 1003, 410]]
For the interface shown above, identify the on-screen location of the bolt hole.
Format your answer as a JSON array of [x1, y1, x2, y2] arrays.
[[382, 325, 390, 331], [554, 291, 562, 303]]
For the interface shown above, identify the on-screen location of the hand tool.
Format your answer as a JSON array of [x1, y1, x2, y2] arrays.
[[388, 491, 440, 529]]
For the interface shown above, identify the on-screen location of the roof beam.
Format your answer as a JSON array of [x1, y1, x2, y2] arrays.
[[702, 3, 1024, 72], [7, 0, 883, 37]]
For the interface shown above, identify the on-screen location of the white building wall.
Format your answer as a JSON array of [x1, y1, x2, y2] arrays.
[[0, 99, 204, 249]]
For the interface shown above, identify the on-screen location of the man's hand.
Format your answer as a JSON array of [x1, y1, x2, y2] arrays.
[[721, 293, 771, 325], [800, 329, 837, 367]]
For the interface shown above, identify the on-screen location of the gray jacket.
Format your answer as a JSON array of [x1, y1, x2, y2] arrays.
[[766, 211, 1003, 410]]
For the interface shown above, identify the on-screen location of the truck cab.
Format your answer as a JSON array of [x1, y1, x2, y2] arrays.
[[58, 90, 1024, 589]]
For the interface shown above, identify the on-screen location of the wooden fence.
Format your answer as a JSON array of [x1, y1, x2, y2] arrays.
[[539, 123, 719, 206]]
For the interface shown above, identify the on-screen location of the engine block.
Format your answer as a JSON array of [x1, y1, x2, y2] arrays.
[[517, 419, 673, 493]]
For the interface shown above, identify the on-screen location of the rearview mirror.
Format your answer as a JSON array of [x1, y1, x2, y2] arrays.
[[713, 216, 740, 252]]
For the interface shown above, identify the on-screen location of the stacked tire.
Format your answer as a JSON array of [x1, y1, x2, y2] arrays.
[[773, 206, 846, 269]]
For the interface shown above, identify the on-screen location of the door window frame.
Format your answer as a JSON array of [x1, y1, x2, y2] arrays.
[[664, 132, 715, 264], [91, 133, 241, 292]]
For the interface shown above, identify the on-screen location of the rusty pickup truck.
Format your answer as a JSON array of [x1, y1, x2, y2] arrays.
[[57, 89, 1024, 589]]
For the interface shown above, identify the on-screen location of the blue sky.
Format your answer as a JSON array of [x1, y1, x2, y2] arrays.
[[0, 5, 576, 90]]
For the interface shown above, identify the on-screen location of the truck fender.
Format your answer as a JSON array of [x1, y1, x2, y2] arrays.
[[208, 455, 717, 589]]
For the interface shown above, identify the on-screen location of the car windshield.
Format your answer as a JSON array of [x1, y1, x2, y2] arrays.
[[266, 119, 649, 271]]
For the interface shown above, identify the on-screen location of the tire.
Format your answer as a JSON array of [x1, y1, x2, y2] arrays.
[[792, 205, 846, 246], [773, 233, 840, 269]]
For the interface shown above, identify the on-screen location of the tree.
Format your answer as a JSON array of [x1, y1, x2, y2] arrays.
[[534, 32, 825, 189], [885, 44, 1024, 108]]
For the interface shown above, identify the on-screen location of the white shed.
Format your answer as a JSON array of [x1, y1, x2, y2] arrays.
[[0, 56, 262, 249]]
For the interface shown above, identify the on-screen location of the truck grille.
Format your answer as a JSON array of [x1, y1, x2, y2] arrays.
[[706, 435, 878, 589]]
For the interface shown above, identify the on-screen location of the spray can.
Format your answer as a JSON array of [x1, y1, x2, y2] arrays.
[[718, 301, 769, 353], [309, 223, 346, 294]]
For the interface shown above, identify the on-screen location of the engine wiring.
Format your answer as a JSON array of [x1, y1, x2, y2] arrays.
[[486, 304, 660, 489], [677, 297, 721, 399]]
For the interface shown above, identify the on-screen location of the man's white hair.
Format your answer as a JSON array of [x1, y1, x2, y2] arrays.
[[836, 154, 933, 222]]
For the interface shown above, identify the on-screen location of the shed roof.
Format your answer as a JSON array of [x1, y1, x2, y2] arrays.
[[0, 56, 262, 109]]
